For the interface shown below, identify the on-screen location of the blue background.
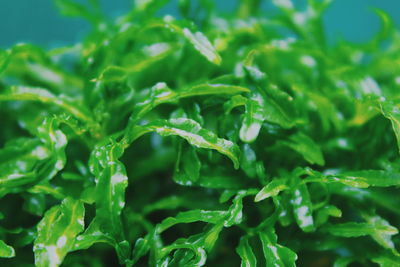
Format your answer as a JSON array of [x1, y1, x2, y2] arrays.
[[0, 0, 399, 48]]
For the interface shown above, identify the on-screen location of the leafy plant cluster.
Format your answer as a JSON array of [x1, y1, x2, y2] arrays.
[[1, 0, 400, 266]]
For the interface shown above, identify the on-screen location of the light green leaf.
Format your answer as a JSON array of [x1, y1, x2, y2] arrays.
[[236, 236, 257, 267], [0, 240, 15, 258], [259, 227, 297, 267], [125, 118, 240, 169], [224, 95, 247, 114], [34, 198, 84, 267], [203, 223, 224, 251], [126, 82, 248, 130], [362, 213, 399, 251], [90, 142, 128, 243], [322, 222, 398, 238], [380, 101, 400, 153], [96, 66, 128, 82], [224, 190, 256, 227], [72, 219, 115, 251], [255, 179, 288, 202], [372, 253, 400, 267], [240, 95, 265, 143], [156, 209, 227, 233], [334, 170, 400, 188], [157, 238, 207, 267], [182, 28, 221, 65], [315, 205, 342, 226], [0, 86, 95, 126], [179, 83, 249, 98], [291, 183, 315, 232]]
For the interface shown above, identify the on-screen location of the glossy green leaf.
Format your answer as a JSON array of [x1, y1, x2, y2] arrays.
[[334, 170, 400, 188], [2, 0, 400, 266], [315, 205, 342, 226], [33, 198, 84, 267], [259, 227, 297, 267], [240, 95, 265, 143], [90, 142, 128, 243], [0, 86, 94, 125], [380, 101, 400, 153], [127, 82, 248, 125], [182, 28, 221, 65], [125, 118, 240, 169], [156, 209, 227, 233], [0, 240, 15, 258], [291, 183, 315, 232], [255, 179, 288, 202], [224, 95, 247, 114], [236, 236, 257, 267], [157, 238, 207, 266], [179, 83, 250, 98], [362, 213, 399, 251], [372, 253, 400, 267], [131, 237, 151, 265], [322, 222, 398, 238]]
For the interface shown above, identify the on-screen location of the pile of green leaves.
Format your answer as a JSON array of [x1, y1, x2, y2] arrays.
[[1, 0, 400, 266]]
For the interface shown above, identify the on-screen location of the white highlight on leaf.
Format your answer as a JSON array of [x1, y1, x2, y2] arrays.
[[54, 130, 67, 149], [55, 160, 64, 171], [31, 146, 48, 159], [111, 172, 127, 186], [29, 64, 63, 85], [270, 37, 296, 50], [56, 236, 67, 248], [246, 66, 266, 81], [337, 138, 348, 148], [77, 218, 84, 227], [45, 245, 61, 267], [268, 244, 279, 258], [16, 160, 28, 171], [182, 28, 220, 64], [300, 55, 316, 68], [359, 77, 381, 96], [293, 12, 307, 25], [7, 173, 25, 179], [297, 206, 313, 228], [163, 15, 174, 23], [240, 122, 262, 143], [143, 43, 170, 57]]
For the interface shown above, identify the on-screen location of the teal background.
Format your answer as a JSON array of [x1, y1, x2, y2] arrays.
[[0, 0, 399, 48]]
